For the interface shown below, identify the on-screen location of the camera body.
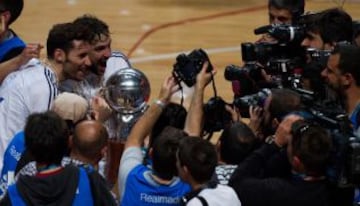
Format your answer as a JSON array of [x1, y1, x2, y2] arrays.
[[203, 97, 232, 134], [295, 88, 360, 187], [306, 48, 331, 68], [233, 88, 271, 118], [173, 49, 213, 87], [224, 64, 260, 97], [254, 24, 305, 44]]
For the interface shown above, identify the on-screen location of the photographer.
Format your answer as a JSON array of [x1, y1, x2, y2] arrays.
[[229, 115, 332, 206], [248, 88, 301, 140], [321, 44, 360, 139], [301, 7, 353, 50], [320, 43, 360, 206], [258, 0, 304, 43], [268, 0, 304, 24]]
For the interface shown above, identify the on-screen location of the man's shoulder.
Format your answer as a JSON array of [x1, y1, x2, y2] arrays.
[[196, 184, 241, 205], [2, 60, 53, 89]]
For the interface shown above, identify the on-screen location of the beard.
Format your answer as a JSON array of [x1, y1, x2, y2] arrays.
[[90, 58, 107, 75]]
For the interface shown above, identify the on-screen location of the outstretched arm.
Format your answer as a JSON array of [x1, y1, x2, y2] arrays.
[[125, 75, 179, 149], [0, 44, 43, 84], [184, 62, 216, 136]]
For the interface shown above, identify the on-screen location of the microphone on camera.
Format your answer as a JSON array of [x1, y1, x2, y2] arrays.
[[254, 25, 273, 35]]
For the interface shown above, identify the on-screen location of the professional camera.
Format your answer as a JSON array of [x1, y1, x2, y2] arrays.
[[224, 64, 260, 97], [306, 48, 331, 68], [203, 96, 233, 136], [236, 24, 306, 90], [233, 88, 271, 118], [173, 49, 213, 87], [254, 24, 305, 44], [294, 88, 360, 187], [241, 41, 305, 74]]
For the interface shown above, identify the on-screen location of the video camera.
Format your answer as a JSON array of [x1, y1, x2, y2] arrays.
[[294, 88, 360, 187], [306, 48, 331, 68], [224, 24, 307, 101]]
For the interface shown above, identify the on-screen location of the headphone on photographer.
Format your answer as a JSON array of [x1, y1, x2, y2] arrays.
[[180, 181, 217, 206]]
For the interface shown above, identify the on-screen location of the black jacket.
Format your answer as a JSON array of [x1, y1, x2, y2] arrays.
[[229, 143, 330, 206], [0, 164, 116, 206]]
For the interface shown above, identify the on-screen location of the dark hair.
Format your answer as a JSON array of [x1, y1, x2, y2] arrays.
[[268, 0, 304, 21], [149, 103, 187, 148], [178, 137, 217, 184], [219, 122, 259, 165], [0, 0, 23, 25], [306, 8, 353, 45], [269, 88, 301, 120], [72, 120, 109, 160], [46, 22, 93, 59], [24, 111, 69, 165], [152, 129, 184, 180], [331, 43, 360, 86], [73, 14, 110, 43], [291, 120, 332, 176]]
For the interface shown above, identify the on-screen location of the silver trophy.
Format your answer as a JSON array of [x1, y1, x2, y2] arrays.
[[103, 67, 151, 186], [103, 67, 151, 140]]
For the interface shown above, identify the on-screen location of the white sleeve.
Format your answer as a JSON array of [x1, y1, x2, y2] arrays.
[[118, 147, 143, 202], [186, 198, 203, 206], [0, 79, 28, 170], [104, 52, 131, 84]]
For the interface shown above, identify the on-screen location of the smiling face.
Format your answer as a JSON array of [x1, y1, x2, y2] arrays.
[[89, 33, 112, 76], [62, 40, 92, 81]]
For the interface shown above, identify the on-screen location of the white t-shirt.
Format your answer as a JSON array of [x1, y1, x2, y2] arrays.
[[0, 58, 58, 170], [187, 184, 241, 206], [103, 51, 132, 84]]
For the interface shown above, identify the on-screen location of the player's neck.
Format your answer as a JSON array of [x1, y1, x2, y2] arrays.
[[42, 58, 64, 82]]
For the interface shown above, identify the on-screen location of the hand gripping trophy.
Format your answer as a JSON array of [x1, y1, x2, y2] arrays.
[[103, 68, 150, 187]]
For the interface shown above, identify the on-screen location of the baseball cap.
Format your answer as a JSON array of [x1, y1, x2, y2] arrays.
[[52, 92, 89, 123]]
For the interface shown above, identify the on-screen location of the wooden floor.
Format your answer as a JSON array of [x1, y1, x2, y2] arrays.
[[12, 0, 360, 197], [13, 0, 360, 105]]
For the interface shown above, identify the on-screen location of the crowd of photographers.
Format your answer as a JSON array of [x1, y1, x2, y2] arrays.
[[1, 0, 360, 205], [173, 0, 360, 205]]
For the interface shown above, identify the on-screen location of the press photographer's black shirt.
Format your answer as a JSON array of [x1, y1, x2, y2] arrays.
[[229, 143, 330, 206]]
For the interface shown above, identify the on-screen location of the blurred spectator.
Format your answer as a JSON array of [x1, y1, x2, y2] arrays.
[[229, 115, 332, 206], [177, 137, 241, 206]]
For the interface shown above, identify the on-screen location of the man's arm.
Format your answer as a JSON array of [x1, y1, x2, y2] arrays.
[[118, 75, 178, 200], [184, 62, 215, 136], [229, 115, 302, 184], [0, 44, 42, 84], [124, 75, 179, 149]]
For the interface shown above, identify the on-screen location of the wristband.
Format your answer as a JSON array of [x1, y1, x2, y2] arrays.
[[154, 99, 166, 109], [265, 135, 283, 149]]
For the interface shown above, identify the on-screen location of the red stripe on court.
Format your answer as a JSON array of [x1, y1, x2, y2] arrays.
[[127, 4, 267, 58]]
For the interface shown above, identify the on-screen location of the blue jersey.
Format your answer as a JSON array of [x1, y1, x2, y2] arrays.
[[0, 36, 25, 62], [121, 165, 190, 206], [0, 131, 25, 196]]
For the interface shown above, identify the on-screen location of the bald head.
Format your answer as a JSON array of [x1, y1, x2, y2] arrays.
[[72, 120, 108, 162]]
